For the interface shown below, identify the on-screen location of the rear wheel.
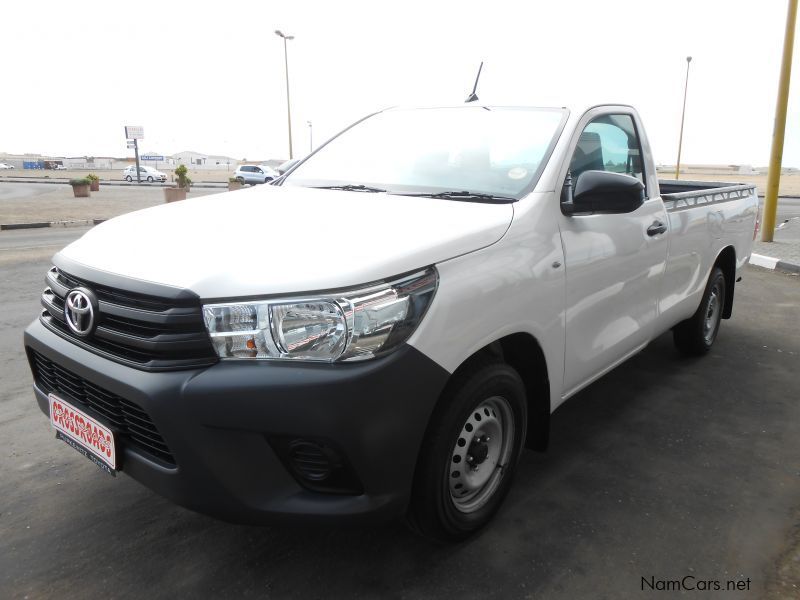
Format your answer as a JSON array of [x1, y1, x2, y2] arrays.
[[408, 362, 527, 541], [673, 266, 726, 355]]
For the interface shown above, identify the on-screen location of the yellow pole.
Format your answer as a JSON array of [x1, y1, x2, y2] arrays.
[[675, 56, 693, 180], [762, 0, 798, 242]]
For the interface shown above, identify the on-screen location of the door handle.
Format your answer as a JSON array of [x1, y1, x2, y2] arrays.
[[647, 220, 667, 236]]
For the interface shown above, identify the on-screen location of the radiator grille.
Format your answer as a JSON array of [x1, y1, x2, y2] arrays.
[[40, 267, 216, 371]]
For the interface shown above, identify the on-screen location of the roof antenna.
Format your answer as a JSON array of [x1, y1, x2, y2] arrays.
[[465, 61, 483, 103]]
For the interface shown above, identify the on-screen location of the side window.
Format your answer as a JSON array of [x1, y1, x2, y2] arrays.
[[570, 114, 645, 189]]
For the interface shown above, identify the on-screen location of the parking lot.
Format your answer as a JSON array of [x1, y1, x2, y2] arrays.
[[0, 182, 220, 224], [0, 221, 797, 599]]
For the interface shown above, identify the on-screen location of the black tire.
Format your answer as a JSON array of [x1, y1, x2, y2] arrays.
[[125, 175, 132, 182], [147, 176, 154, 183], [236, 177, 245, 184], [408, 362, 527, 542], [673, 266, 726, 356]]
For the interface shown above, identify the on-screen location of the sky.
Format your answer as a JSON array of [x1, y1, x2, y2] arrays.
[[1, 0, 798, 167]]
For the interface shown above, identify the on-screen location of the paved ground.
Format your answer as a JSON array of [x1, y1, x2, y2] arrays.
[[0, 182, 223, 224], [0, 227, 798, 599], [754, 197, 800, 268], [2, 179, 799, 268]]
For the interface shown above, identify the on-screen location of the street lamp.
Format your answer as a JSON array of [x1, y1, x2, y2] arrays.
[[307, 120, 313, 153], [761, 0, 798, 242], [275, 29, 295, 160], [675, 56, 692, 180]]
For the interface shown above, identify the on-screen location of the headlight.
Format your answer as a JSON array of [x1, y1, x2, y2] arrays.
[[202, 267, 437, 362]]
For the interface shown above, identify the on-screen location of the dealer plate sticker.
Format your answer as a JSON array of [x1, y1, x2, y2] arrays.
[[49, 393, 116, 473]]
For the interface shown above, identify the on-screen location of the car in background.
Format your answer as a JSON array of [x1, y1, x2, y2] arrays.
[[0, 162, 15, 169], [123, 165, 167, 183], [54, 165, 67, 171], [234, 165, 278, 185]]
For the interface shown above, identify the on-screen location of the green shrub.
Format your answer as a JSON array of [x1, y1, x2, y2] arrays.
[[69, 178, 91, 186], [174, 164, 192, 189], [86, 173, 99, 182]]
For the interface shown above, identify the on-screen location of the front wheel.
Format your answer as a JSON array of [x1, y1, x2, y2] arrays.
[[147, 176, 154, 183], [125, 175, 132, 182], [673, 266, 726, 355], [408, 362, 527, 541]]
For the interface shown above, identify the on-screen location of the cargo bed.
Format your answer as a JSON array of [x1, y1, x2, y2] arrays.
[[659, 179, 757, 212]]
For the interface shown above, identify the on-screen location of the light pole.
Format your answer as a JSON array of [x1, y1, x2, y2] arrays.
[[275, 30, 295, 160], [307, 120, 313, 153], [762, 0, 797, 242], [675, 56, 692, 180]]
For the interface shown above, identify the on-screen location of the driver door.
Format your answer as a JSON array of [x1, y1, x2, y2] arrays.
[[559, 111, 668, 396]]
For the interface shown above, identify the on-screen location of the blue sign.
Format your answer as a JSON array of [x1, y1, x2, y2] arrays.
[[141, 155, 164, 161]]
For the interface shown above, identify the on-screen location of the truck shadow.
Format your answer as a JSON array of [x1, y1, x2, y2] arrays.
[[95, 327, 775, 598]]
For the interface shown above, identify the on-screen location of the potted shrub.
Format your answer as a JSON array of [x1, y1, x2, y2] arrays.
[[165, 164, 192, 202], [228, 177, 244, 191], [69, 177, 91, 198], [86, 173, 100, 192]]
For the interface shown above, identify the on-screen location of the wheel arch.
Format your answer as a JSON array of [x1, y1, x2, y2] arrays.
[[423, 333, 551, 455], [714, 245, 736, 319]]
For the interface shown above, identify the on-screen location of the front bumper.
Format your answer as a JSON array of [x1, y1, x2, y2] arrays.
[[24, 319, 449, 524]]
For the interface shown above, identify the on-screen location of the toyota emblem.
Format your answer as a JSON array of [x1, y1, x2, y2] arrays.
[[64, 288, 97, 337]]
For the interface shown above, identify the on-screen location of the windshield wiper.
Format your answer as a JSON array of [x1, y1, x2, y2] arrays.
[[394, 190, 516, 203], [311, 184, 387, 193]]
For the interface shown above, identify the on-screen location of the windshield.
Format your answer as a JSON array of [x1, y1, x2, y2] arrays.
[[283, 106, 566, 200]]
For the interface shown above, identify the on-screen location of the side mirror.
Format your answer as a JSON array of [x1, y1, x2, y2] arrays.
[[563, 170, 645, 215]]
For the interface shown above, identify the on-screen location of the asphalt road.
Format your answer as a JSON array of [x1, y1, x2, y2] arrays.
[[763, 196, 800, 228], [1, 228, 799, 599], [0, 225, 91, 251], [0, 182, 62, 202]]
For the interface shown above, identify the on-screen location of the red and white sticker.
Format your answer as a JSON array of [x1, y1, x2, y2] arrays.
[[49, 393, 116, 470]]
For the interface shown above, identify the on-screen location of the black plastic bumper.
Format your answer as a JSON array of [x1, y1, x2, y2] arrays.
[[24, 319, 450, 524]]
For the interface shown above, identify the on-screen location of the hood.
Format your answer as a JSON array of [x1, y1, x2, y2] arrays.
[[56, 185, 514, 298]]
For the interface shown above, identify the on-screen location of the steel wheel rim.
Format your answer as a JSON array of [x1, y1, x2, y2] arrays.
[[448, 396, 515, 514], [703, 282, 722, 343]]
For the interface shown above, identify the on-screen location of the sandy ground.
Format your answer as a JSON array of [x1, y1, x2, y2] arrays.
[[4, 168, 800, 195], [0, 183, 222, 224], [656, 170, 800, 196]]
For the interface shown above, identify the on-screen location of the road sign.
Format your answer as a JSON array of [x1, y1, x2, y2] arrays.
[[141, 155, 165, 161], [124, 126, 144, 140], [126, 142, 136, 149]]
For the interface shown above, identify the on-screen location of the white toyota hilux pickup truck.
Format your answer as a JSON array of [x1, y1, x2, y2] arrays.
[[25, 103, 758, 540]]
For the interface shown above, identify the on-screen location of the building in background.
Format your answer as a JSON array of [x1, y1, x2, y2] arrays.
[[0, 154, 115, 169], [172, 151, 239, 170]]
